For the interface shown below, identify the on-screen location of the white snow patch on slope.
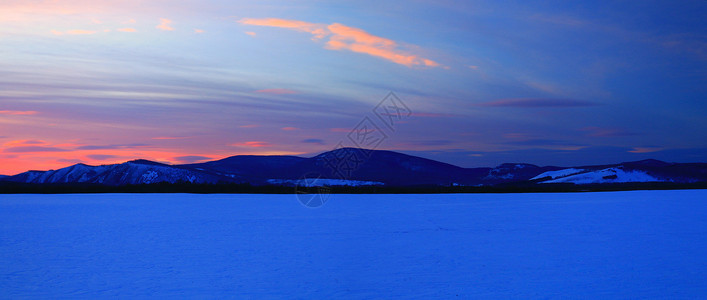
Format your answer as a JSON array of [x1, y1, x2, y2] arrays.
[[542, 167, 663, 184], [141, 170, 159, 184], [531, 168, 585, 180]]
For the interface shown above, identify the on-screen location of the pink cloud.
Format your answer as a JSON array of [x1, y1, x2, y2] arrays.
[[151, 136, 190, 140], [245, 31, 256, 36], [281, 127, 299, 131], [239, 18, 442, 68], [194, 29, 204, 34], [254, 88, 298, 95], [232, 141, 270, 148], [0, 110, 37, 115], [117, 28, 136, 32], [3, 140, 47, 147], [3, 146, 69, 153], [156, 18, 174, 31]]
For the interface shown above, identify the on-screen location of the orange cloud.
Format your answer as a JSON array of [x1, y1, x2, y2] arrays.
[[245, 31, 256, 36], [117, 28, 136, 32], [0, 110, 37, 115], [194, 29, 204, 34], [239, 18, 328, 39], [157, 18, 174, 31], [239, 18, 441, 67], [628, 147, 663, 153], [254, 88, 297, 95], [3, 140, 47, 147]]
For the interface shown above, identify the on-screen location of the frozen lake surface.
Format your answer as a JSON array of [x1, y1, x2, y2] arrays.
[[1, 190, 706, 298]]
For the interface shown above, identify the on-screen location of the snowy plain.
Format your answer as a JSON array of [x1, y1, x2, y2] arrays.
[[1, 191, 706, 298]]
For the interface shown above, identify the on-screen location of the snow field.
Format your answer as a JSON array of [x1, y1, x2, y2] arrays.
[[1, 191, 706, 298]]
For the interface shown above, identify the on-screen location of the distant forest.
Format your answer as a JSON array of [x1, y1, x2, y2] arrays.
[[1, 181, 705, 194]]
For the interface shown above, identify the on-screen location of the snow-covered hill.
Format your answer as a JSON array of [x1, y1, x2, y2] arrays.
[[5, 160, 234, 185], [539, 167, 663, 184], [531, 168, 585, 180]]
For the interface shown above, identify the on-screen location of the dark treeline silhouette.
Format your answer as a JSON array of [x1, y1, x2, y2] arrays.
[[1, 181, 705, 194]]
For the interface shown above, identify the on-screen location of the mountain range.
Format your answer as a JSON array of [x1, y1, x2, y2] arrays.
[[2, 148, 706, 187]]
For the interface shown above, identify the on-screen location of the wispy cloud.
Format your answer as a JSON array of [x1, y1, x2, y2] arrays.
[[581, 126, 636, 137], [3, 140, 46, 146], [302, 138, 325, 145], [245, 31, 256, 36], [173, 155, 212, 163], [325, 23, 440, 67], [0, 110, 37, 115], [3, 146, 69, 153], [239, 18, 441, 68], [232, 141, 270, 147], [117, 28, 137, 32], [281, 127, 299, 131], [628, 147, 663, 153], [152, 136, 190, 140], [156, 18, 174, 31], [86, 154, 117, 160], [405, 140, 454, 146], [194, 29, 204, 34], [75, 143, 149, 150], [477, 98, 598, 108], [410, 112, 458, 118], [51, 29, 97, 35], [239, 18, 328, 39], [254, 88, 298, 95]]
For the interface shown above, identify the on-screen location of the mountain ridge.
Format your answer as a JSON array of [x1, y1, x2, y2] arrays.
[[2, 148, 706, 187]]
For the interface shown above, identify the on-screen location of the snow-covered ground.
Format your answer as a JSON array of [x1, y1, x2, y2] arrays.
[[1, 191, 706, 298]]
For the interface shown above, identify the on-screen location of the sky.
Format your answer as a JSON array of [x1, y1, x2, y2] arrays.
[[1, 0, 706, 175]]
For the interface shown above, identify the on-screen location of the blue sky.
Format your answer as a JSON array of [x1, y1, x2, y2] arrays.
[[0, 0, 705, 174]]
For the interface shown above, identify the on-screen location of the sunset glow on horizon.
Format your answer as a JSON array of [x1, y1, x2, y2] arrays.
[[1, 0, 706, 175]]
